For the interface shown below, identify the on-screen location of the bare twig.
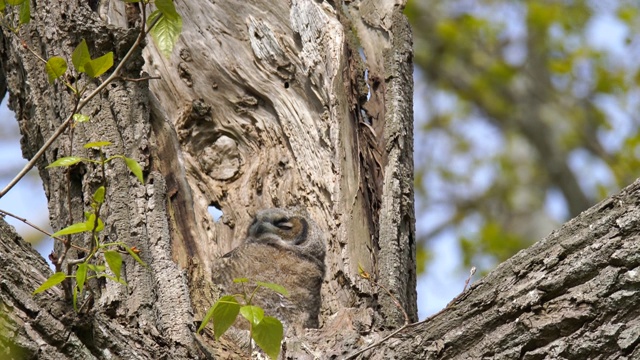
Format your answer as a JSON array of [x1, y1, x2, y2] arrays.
[[117, 75, 161, 82], [0, 208, 89, 252], [358, 266, 410, 325], [463, 266, 476, 292]]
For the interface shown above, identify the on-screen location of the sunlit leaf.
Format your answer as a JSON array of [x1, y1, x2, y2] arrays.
[[45, 56, 67, 84], [256, 281, 289, 297], [198, 302, 217, 334], [46, 156, 84, 168], [104, 251, 123, 281], [18, 0, 29, 24], [416, 244, 432, 275], [617, 6, 638, 25], [155, 0, 179, 19], [85, 52, 114, 78], [240, 305, 264, 326], [87, 264, 106, 273], [85, 213, 105, 232], [124, 246, 147, 267], [76, 262, 88, 293], [84, 141, 112, 149], [52, 221, 90, 237], [92, 186, 105, 204], [233, 277, 249, 283], [148, 9, 182, 58], [72, 39, 91, 73], [73, 113, 90, 123], [33, 272, 66, 295], [252, 316, 283, 359], [203, 295, 240, 339], [124, 157, 144, 184]]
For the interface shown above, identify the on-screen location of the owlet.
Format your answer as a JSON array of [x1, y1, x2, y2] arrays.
[[211, 208, 326, 333]]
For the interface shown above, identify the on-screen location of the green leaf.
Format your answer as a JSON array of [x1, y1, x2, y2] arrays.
[[252, 316, 283, 359], [85, 52, 114, 78], [84, 141, 112, 148], [0, 0, 6, 12], [6, 0, 22, 5], [72, 39, 91, 73], [92, 186, 105, 204], [256, 281, 289, 297], [87, 264, 106, 273], [33, 272, 66, 295], [104, 251, 123, 281], [155, 0, 179, 19], [124, 246, 147, 267], [18, 0, 29, 24], [45, 56, 67, 84], [124, 157, 144, 184], [209, 295, 240, 340], [149, 9, 182, 58], [76, 262, 88, 293], [240, 305, 264, 326], [52, 221, 90, 237], [73, 113, 90, 123], [233, 277, 249, 283], [85, 213, 105, 232], [46, 156, 84, 168], [198, 302, 216, 334]]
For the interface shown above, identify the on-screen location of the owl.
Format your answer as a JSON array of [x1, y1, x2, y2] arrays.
[[211, 208, 326, 333]]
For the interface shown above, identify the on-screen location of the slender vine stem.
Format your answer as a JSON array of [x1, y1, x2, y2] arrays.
[[0, 11, 160, 199], [0, 208, 89, 253]]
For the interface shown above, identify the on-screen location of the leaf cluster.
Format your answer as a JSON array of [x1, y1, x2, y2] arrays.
[[34, 141, 146, 310], [198, 279, 288, 360], [0, 0, 30, 30], [0, 0, 183, 315]]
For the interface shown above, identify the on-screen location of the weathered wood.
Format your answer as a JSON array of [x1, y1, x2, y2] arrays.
[[137, 0, 416, 328], [1, 0, 415, 358]]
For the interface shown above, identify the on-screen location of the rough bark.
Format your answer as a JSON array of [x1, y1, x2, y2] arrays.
[[1, 0, 414, 358], [368, 178, 640, 359]]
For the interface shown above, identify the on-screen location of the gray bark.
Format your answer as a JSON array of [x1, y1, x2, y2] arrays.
[[1, 0, 415, 358], [368, 178, 640, 359]]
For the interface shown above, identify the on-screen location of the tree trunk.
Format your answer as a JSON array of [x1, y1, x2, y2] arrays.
[[1, 0, 415, 358], [1, 2, 639, 359]]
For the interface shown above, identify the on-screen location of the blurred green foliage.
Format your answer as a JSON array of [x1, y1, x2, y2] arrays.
[[408, 1, 640, 275]]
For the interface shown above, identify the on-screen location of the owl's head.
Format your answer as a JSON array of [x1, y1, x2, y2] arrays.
[[247, 208, 326, 267]]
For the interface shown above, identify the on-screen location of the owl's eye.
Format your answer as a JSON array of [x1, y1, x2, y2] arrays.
[[274, 218, 293, 230]]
